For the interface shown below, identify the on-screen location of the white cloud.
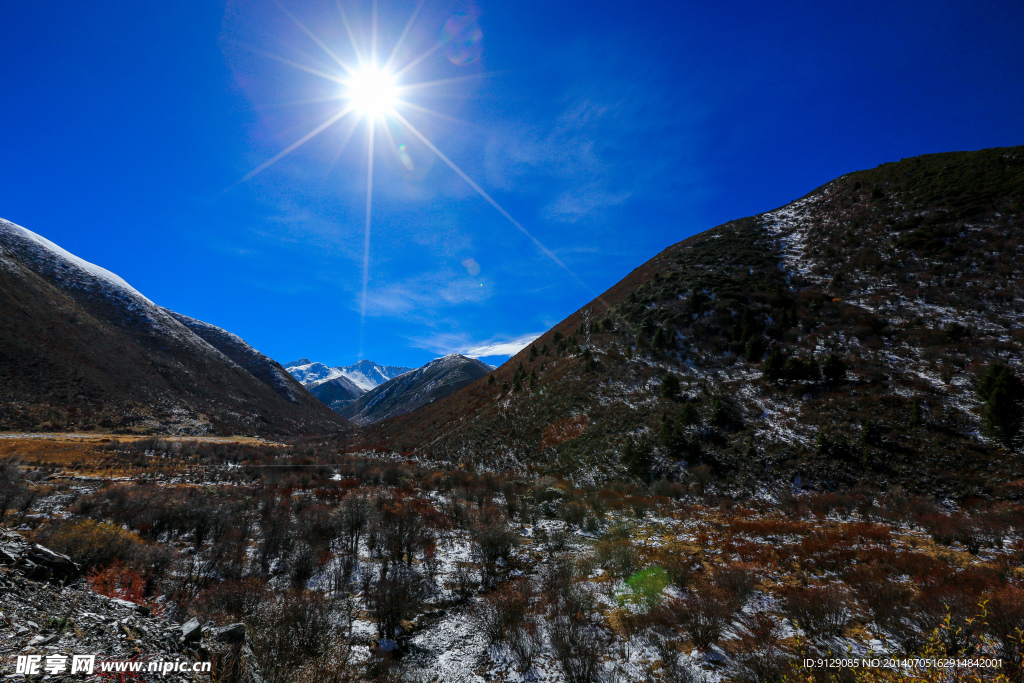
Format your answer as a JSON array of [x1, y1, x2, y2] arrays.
[[463, 333, 543, 358], [363, 271, 491, 318], [411, 331, 543, 359]]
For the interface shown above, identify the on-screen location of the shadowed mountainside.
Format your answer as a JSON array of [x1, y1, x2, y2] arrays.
[[342, 354, 491, 425], [0, 219, 346, 436]]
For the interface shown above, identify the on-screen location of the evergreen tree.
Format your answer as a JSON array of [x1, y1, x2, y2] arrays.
[[744, 335, 767, 362], [621, 436, 652, 482], [660, 372, 681, 400], [711, 394, 740, 430], [978, 363, 1024, 451], [762, 348, 788, 383], [679, 402, 701, 426], [822, 353, 847, 386], [653, 327, 668, 351]]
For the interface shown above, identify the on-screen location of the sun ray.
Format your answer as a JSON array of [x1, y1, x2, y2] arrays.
[[370, 0, 378, 69], [359, 117, 376, 358], [326, 112, 366, 172], [391, 110, 593, 294], [382, 0, 427, 73], [233, 104, 356, 187], [258, 94, 349, 110], [379, 120, 401, 162], [391, 41, 443, 80], [333, 0, 365, 68], [234, 43, 347, 84], [273, 0, 356, 76], [393, 99, 473, 127], [396, 72, 492, 92]]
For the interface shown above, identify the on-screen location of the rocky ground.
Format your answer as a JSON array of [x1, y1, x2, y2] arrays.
[[0, 530, 262, 682]]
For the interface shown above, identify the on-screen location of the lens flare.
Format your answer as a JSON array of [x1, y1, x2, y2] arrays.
[[442, 13, 483, 65]]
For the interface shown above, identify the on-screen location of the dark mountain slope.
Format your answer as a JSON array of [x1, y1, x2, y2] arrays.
[[0, 219, 346, 435], [308, 374, 365, 412], [355, 146, 1024, 497], [167, 311, 313, 405], [343, 354, 491, 425]]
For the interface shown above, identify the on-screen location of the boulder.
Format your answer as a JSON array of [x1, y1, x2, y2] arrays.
[[215, 623, 246, 643], [181, 618, 202, 643]]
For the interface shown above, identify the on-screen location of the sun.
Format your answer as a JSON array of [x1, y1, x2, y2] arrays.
[[346, 67, 397, 116]]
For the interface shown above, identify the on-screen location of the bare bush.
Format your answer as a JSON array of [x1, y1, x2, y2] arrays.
[[661, 588, 738, 651], [550, 616, 603, 683], [469, 505, 518, 580], [781, 584, 852, 638], [248, 590, 337, 683], [984, 585, 1024, 674], [470, 578, 534, 646], [731, 612, 789, 683], [0, 458, 28, 523], [363, 565, 426, 645]]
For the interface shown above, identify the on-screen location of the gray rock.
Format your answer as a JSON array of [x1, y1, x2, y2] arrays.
[[27, 543, 78, 572], [216, 622, 246, 643], [181, 617, 202, 643]]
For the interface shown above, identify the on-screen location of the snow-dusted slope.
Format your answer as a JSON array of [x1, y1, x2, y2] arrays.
[[0, 221, 150, 302], [342, 354, 491, 425], [285, 358, 414, 393], [0, 218, 345, 435], [286, 361, 345, 387], [307, 374, 366, 412], [338, 360, 415, 391]]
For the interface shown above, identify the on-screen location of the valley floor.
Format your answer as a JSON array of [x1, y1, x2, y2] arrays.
[[1, 435, 1022, 682]]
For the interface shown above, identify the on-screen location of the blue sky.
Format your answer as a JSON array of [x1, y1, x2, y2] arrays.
[[2, 0, 1022, 369]]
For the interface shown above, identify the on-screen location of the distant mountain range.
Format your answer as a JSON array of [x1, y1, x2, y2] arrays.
[[284, 359, 414, 392], [340, 354, 492, 425], [284, 356, 492, 424], [351, 146, 1024, 497], [0, 219, 346, 436]]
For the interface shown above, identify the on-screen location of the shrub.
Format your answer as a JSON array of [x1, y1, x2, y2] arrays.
[[33, 518, 146, 572], [247, 590, 336, 683], [190, 578, 267, 625], [363, 565, 425, 644], [732, 612, 789, 683], [847, 567, 913, 631], [470, 578, 535, 646], [595, 535, 640, 581], [550, 617, 603, 683], [0, 458, 28, 523], [659, 552, 700, 589], [618, 567, 670, 610], [470, 505, 518, 579], [983, 586, 1024, 673], [781, 584, 852, 638], [712, 564, 759, 608], [87, 560, 161, 614], [663, 588, 738, 651]]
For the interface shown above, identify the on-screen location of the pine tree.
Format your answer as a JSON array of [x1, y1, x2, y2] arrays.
[[622, 436, 651, 481], [660, 372, 681, 400], [762, 348, 788, 383], [978, 363, 1024, 451], [822, 353, 847, 386]]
